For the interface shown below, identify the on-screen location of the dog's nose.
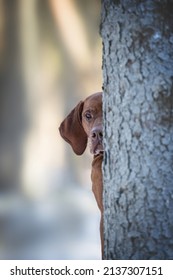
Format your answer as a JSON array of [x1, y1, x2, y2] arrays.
[[91, 127, 103, 142]]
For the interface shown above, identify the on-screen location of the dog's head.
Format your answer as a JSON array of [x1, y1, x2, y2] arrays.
[[59, 92, 103, 155]]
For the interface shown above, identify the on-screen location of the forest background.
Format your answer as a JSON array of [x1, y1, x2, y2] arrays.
[[0, 0, 102, 259]]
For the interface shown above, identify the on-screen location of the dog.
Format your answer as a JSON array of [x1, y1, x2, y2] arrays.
[[59, 92, 103, 257]]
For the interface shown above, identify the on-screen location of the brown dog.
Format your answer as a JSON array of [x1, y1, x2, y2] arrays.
[[59, 92, 103, 256]]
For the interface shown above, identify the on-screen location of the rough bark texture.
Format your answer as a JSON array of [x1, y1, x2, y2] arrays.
[[101, 0, 173, 259]]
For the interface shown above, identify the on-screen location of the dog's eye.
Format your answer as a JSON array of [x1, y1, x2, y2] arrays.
[[85, 112, 92, 121]]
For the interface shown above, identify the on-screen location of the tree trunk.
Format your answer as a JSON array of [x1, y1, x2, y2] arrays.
[[0, 0, 26, 191], [101, 0, 173, 259]]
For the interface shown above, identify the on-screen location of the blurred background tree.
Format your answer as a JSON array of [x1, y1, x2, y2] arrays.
[[0, 0, 102, 259]]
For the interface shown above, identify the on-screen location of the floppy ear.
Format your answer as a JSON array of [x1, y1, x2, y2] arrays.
[[59, 101, 88, 155]]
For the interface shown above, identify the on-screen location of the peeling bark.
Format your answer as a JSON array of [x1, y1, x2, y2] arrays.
[[101, 0, 173, 259]]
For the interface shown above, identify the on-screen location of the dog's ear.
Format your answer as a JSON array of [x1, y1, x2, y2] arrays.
[[59, 101, 87, 155]]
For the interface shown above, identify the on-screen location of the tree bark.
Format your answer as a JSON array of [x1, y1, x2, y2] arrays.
[[101, 0, 173, 259]]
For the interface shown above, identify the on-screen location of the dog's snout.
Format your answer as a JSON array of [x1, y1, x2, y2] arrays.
[[91, 127, 103, 141]]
